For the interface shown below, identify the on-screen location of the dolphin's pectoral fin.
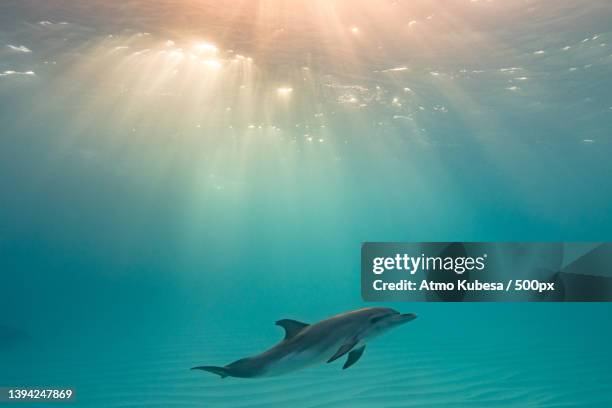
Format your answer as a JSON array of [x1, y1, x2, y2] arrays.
[[276, 319, 309, 340], [327, 339, 358, 363], [342, 345, 366, 370]]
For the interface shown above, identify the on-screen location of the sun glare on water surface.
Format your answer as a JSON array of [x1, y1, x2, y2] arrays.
[[10, 0, 608, 196]]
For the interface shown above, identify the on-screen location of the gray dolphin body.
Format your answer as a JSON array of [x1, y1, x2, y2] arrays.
[[192, 307, 417, 378]]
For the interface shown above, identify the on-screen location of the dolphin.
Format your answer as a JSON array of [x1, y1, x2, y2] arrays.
[[192, 307, 417, 378]]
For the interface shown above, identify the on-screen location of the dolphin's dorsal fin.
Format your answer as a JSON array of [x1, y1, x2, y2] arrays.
[[276, 319, 309, 340]]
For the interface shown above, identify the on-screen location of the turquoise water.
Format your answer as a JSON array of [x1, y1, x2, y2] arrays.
[[1, 1, 612, 407]]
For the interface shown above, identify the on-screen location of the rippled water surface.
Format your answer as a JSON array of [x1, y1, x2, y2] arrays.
[[1, 1, 612, 407]]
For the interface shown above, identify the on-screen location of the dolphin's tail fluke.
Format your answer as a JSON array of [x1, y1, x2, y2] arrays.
[[191, 365, 230, 378]]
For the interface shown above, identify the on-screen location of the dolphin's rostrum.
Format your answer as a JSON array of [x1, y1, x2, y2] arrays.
[[192, 307, 417, 378]]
